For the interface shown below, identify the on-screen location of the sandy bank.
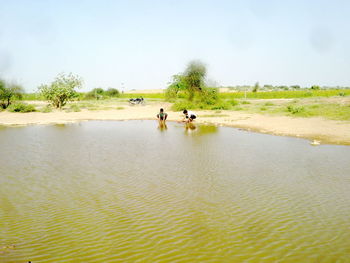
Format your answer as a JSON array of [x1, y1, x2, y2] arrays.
[[1, 103, 349, 145]]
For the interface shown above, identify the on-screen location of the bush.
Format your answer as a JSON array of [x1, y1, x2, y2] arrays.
[[287, 105, 304, 114], [252, 82, 259, 92], [196, 88, 219, 105], [105, 88, 120, 97], [229, 99, 239, 106], [40, 105, 53, 113], [7, 103, 36, 112], [66, 104, 81, 112], [339, 92, 346, 97], [0, 81, 24, 109], [84, 88, 104, 100], [171, 101, 196, 111]]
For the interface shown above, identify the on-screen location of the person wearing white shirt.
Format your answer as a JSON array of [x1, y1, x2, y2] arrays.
[[182, 109, 197, 123]]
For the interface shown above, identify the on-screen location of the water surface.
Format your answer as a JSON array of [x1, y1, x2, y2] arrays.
[[1, 121, 350, 262]]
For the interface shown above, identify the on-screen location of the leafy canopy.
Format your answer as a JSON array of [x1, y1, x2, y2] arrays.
[[184, 60, 207, 100], [39, 73, 82, 109], [0, 80, 24, 109]]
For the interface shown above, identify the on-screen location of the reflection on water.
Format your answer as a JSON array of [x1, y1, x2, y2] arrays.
[[0, 121, 350, 262], [157, 122, 168, 131]]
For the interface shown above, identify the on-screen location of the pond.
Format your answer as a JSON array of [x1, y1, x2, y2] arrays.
[[0, 121, 350, 262]]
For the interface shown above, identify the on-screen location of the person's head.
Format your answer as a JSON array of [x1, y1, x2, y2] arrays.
[[183, 109, 188, 115], [160, 108, 164, 113]]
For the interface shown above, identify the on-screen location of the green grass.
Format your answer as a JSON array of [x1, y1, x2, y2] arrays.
[[219, 89, 349, 99], [242, 100, 350, 121], [21, 93, 45, 100], [20, 89, 349, 102], [287, 103, 350, 120], [200, 114, 230, 117], [171, 99, 231, 111], [119, 93, 165, 99]]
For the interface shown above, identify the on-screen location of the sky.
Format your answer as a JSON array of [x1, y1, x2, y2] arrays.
[[0, 0, 349, 92]]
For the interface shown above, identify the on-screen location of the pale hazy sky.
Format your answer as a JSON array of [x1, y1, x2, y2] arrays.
[[0, 0, 349, 92]]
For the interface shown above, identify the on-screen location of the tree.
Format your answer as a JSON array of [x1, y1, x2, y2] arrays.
[[252, 82, 259, 92], [165, 74, 187, 100], [311, 85, 320, 90], [0, 80, 24, 109], [39, 73, 82, 109], [183, 60, 207, 101]]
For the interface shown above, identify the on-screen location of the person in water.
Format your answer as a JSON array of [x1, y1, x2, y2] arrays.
[[157, 108, 168, 125], [182, 109, 197, 123]]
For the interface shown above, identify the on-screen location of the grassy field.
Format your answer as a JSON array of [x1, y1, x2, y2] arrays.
[[18, 90, 350, 121], [228, 98, 350, 121], [22, 89, 349, 101], [219, 89, 349, 99]]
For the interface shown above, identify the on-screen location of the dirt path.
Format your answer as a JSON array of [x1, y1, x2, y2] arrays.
[[1, 103, 349, 145]]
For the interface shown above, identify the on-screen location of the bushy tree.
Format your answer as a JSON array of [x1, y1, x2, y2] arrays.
[[252, 82, 259, 92], [165, 74, 187, 100], [311, 85, 320, 90], [39, 73, 82, 109], [0, 80, 24, 109], [184, 60, 207, 100]]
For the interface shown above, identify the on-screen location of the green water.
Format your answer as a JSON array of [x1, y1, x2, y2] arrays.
[[0, 121, 350, 262]]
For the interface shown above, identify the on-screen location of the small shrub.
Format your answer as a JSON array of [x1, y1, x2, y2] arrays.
[[264, 102, 274, 106], [241, 100, 251, 104], [229, 99, 239, 106], [84, 88, 105, 100], [209, 102, 230, 110], [105, 88, 120, 97], [67, 104, 81, 112], [260, 107, 267, 111], [7, 102, 36, 113], [339, 92, 346, 97], [287, 105, 304, 114], [40, 105, 53, 113], [196, 88, 219, 105], [116, 106, 124, 110], [171, 101, 196, 111]]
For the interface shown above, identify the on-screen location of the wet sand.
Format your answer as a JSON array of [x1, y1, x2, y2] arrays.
[[1, 103, 349, 145]]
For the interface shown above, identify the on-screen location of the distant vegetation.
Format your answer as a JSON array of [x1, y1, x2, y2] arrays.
[[219, 89, 349, 99], [1, 64, 349, 121], [83, 87, 120, 100]]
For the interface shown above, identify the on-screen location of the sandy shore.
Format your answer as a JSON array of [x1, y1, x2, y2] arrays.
[[1, 103, 350, 145]]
